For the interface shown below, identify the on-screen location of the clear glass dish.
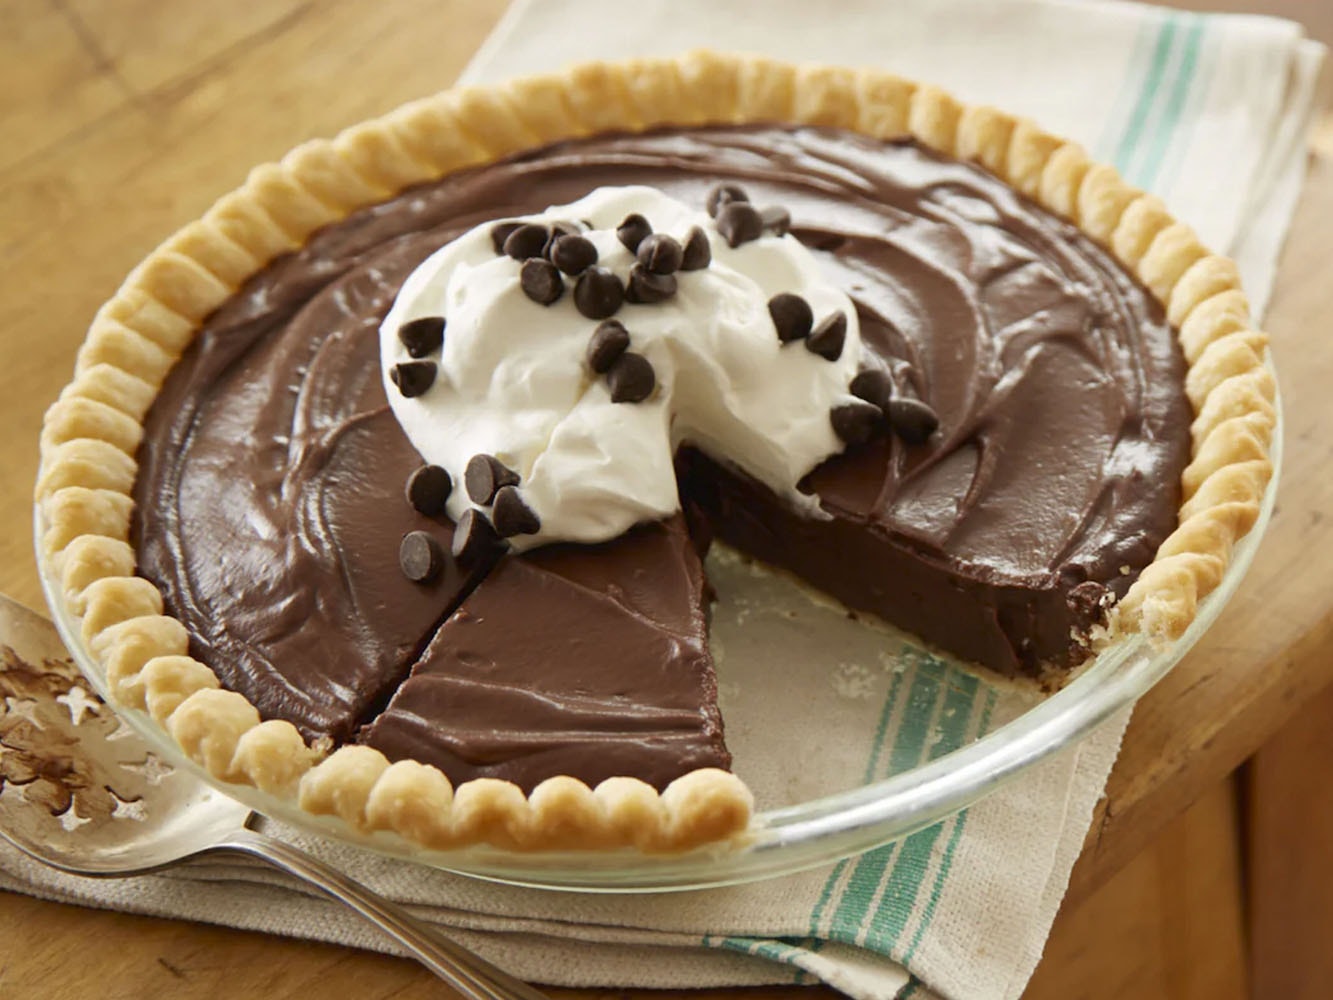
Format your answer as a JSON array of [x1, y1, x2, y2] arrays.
[[36, 379, 1280, 893]]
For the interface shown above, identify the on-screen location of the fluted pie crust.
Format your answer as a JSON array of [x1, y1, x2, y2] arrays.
[[37, 52, 1274, 853]]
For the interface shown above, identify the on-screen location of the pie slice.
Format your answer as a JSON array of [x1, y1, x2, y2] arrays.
[[360, 515, 728, 792]]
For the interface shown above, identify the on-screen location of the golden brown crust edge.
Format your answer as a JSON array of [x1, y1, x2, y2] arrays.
[[35, 50, 1273, 853]]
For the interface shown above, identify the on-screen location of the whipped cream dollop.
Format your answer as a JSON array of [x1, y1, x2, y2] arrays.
[[380, 185, 863, 550]]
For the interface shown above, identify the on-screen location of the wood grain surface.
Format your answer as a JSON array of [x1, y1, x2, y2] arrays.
[[1, 1, 1331, 998]]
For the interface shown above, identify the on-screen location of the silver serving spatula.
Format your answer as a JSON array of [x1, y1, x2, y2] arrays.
[[0, 592, 546, 1000]]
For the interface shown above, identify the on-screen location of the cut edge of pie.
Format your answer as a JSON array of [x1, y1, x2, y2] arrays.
[[35, 51, 1275, 854]]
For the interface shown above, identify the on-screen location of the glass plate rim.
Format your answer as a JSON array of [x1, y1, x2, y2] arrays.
[[34, 372, 1281, 893]]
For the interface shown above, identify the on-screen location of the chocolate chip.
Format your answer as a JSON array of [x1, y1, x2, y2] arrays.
[[626, 265, 677, 304], [399, 530, 444, 584], [887, 398, 940, 445], [464, 453, 520, 505], [492, 485, 542, 537], [451, 509, 505, 566], [520, 258, 564, 306], [490, 221, 521, 255], [680, 226, 712, 271], [768, 293, 813, 343], [616, 213, 652, 253], [706, 183, 749, 218], [607, 351, 655, 403], [715, 201, 764, 248], [397, 316, 445, 358], [760, 206, 791, 236], [405, 464, 452, 517], [549, 234, 598, 275], [586, 320, 630, 373], [503, 223, 549, 260], [830, 400, 884, 446], [849, 368, 894, 411], [389, 361, 437, 398], [636, 233, 683, 275], [574, 266, 625, 319], [806, 312, 847, 361]]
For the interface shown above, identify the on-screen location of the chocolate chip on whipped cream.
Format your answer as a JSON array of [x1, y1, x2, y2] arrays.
[[465, 454, 520, 505], [806, 312, 847, 361], [706, 183, 748, 217], [405, 464, 452, 516], [586, 320, 630, 374], [549, 233, 598, 275], [489, 221, 521, 255], [768, 293, 814, 343], [389, 360, 436, 398], [616, 213, 652, 252], [625, 264, 676, 304], [397, 316, 444, 358], [606, 351, 656, 404], [380, 185, 862, 550], [715, 200, 764, 248], [451, 509, 506, 566], [573, 266, 625, 319], [503, 223, 549, 261], [680, 226, 711, 271], [635, 233, 683, 275], [492, 485, 542, 537], [520, 258, 564, 305]]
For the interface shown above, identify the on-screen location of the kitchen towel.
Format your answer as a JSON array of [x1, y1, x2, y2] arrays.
[[1, 2, 1323, 998]]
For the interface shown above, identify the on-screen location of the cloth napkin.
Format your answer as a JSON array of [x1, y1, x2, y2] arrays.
[[1, 2, 1323, 998]]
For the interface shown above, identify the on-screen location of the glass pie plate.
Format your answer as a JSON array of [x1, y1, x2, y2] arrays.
[[35, 376, 1280, 894]]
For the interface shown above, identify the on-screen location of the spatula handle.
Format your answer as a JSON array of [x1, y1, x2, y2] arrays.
[[212, 829, 548, 1000]]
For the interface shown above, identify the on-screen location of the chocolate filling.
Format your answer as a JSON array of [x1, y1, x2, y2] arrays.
[[132, 126, 1189, 792]]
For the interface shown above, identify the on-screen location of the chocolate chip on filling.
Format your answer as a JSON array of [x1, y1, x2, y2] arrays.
[[888, 397, 940, 445], [849, 367, 894, 411], [399, 530, 444, 584], [830, 399, 884, 446], [404, 464, 452, 517], [760, 206, 791, 236]]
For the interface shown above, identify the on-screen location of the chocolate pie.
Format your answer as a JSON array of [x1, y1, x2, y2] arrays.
[[38, 54, 1274, 853]]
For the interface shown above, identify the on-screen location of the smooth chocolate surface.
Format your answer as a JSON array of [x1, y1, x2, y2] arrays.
[[361, 516, 727, 791], [133, 125, 1190, 789]]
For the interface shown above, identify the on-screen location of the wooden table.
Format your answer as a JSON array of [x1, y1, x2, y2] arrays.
[[2, 2, 1330, 998]]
